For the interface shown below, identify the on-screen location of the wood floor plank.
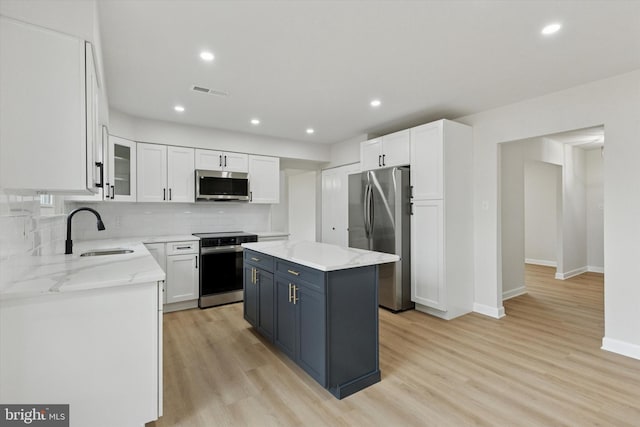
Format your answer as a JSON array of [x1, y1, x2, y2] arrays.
[[148, 265, 640, 426]]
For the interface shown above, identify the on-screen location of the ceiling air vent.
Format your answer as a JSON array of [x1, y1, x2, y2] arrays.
[[191, 85, 230, 97]]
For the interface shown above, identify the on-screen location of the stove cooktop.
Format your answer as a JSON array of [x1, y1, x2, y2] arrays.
[[193, 231, 258, 247]]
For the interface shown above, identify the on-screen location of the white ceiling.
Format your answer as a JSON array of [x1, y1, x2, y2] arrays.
[[98, 1, 640, 145]]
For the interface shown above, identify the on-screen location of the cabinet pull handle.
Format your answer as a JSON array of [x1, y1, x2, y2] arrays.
[[110, 185, 115, 200], [409, 185, 413, 199], [287, 269, 300, 276], [378, 155, 382, 167], [250, 191, 253, 202], [410, 202, 414, 215], [176, 246, 191, 250], [163, 188, 166, 200], [219, 155, 222, 167], [195, 255, 198, 269], [255, 270, 259, 284], [95, 162, 104, 188], [382, 154, 386, 166], [169, 188, 172, 201], [293, 285, 299, 304], [288, 283, 292, 302], [105, 182, 111, 199], [251, 257, 260, 262], [224, 155, 227, 167], [253, 268, 257, 284]]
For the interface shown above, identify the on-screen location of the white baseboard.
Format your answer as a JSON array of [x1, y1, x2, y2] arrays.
[[473, 303, 505, 319], [555, 266, 588, 280], [525, 258, 557, 267], [503, 286, 527, 301], [602, 337, 640, 360], [588, 265, 604, 274]]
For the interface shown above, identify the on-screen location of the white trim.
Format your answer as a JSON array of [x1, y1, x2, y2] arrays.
[[503, 286, 527, 301], [602, 337, 640, 360], [473, 303, 505, 319], [588, 265, 604, 274], [525, 258, 557, 267], [555, 266, 588, 280]]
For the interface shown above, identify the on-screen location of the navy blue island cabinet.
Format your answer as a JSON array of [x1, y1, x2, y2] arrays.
[[243, 248, 381, 399]]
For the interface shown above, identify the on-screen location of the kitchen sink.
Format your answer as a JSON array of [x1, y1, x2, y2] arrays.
[[80, 248, 134, 257]]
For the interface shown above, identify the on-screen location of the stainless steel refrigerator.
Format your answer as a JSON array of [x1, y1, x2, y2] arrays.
[[348, 166, 413, 312]]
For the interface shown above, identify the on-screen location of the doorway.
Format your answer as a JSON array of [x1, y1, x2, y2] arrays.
[[500, 126, 604, 301]]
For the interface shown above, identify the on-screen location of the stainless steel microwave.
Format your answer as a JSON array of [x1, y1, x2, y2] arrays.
[[195, 170, 250, 201]]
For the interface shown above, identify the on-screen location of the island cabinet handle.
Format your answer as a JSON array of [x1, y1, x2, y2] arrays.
[[293, 285, 299, 304], [288, 283, 293, 302], [287, 269, 300, 276], [252, 268, 257, 284], [251, 257, 260, 262]]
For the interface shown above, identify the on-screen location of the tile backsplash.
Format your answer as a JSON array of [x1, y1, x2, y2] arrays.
[[0, 191, 66, 285], [64, 201, 273, 241]]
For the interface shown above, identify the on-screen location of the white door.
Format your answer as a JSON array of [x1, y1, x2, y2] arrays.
[[222, 152, 249, 173], [410, 122, 443, 200], [321, 163, 360, 246], [381, 129, 411, 168], [288, 171, 317, 241], [360, 138, 382, 171], [166, 254, 198, 303], [167, 146, 195, 203], [411, 199, 446, 311], [248, 155, 280, 203], [137, 143, 167, 202]]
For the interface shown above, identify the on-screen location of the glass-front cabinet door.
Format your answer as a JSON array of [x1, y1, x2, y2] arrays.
[[107, 134, 137, 202]]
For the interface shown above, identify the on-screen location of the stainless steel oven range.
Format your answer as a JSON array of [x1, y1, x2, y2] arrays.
[[192, 231, 258, 308]]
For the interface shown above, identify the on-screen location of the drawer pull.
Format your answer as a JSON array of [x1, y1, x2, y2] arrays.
[[176, 246, 191, 250], [251, 257, 260, 262], [287, 269, 300, 276]]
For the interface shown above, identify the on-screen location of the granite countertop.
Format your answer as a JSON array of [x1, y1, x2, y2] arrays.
[[242, 240, 399, 272], [0, 238, 167, 301]]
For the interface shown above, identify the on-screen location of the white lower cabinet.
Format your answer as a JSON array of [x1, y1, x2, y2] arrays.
[[0, 282, 162, 427], [411, 200, 445, 310], [146, 240, 199, 312]]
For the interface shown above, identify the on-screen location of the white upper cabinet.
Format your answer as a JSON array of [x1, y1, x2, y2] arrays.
[[195, 149, 248, 173], [248, 155, 280, 204], [106, 134, 137, 202], [360, 130, 411, 171], [138, 143, 194, 203], [167, 146, 195, 203], [410, 121, 444, 200], [0, 17, 101, 194]]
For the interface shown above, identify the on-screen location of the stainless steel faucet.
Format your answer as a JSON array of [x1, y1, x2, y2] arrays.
[[65, 207, 106, 254]]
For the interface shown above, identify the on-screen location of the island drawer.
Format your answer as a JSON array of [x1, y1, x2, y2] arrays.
[[275, 259, 324, 291], [244, 250, 274, 272]]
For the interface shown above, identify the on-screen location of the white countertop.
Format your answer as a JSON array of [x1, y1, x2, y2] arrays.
[[141, 234, 200, 243], [255, 231, 289, 238], [0, 238, 166, 301], [242, 240, 399, 272]]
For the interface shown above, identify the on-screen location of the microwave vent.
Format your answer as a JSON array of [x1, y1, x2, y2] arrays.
[[191, 85, 230, 97]]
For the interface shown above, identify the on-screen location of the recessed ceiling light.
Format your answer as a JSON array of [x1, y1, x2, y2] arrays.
[[541, 23, 562, 35], [174, 105, 185, 112], [370, 99, 381, 107], [251, 119, 260, 125], [306, 128, 315, 134], [199, 51, 215, 61]]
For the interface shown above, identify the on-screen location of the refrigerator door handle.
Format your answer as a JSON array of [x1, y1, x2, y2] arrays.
[[363, 184, 370, 236], [369, 185, 374, 234]]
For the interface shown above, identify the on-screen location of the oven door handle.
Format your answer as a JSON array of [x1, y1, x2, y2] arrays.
[[200, 245, 244, 254]]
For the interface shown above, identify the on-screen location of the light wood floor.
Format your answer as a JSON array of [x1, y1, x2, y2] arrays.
[[148, 265, 640, 426]]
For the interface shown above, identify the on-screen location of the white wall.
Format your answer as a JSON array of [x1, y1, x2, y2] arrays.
[[288, 171, 317, 241], [560, 144, 588, 278], [524, 161, 560, 266], [586, 149, 604, 272], [109, 109, 331, 163], [458, 69, 640, 359]]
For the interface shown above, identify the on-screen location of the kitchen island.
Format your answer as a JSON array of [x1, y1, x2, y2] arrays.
[[241, 240, 399, 399]]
